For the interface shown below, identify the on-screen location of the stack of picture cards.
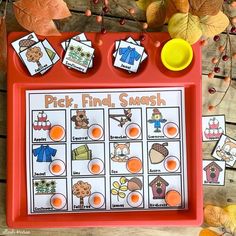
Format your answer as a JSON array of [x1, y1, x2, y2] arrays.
[[202, 114, 236, 186], [11, 32, 60, 76], [61, 33, 94, 73], [113, 37, 147, 73]]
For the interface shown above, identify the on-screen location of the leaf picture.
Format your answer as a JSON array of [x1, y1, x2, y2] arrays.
[[146, 1, 167, 28], [168, 13, 202, 44], [200, 11, 229, 37], [13, 0, 71, 36]]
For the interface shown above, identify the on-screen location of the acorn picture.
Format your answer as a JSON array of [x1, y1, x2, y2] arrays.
[[149, 143, 169, 164], [127, 177, 143, 191]]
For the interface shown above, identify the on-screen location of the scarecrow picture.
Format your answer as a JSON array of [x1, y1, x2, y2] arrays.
[[148, 108, 167, 132]]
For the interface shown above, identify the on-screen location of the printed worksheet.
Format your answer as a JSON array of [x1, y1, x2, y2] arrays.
[[26, 88, 188, 214]]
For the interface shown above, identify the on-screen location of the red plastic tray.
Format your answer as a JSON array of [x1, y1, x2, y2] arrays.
[[7, 32, 202, 228]]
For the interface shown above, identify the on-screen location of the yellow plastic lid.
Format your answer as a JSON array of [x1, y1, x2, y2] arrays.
[[161, 38, 193, 71]]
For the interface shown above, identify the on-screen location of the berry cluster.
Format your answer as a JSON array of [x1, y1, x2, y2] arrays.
[[83, 0, 161, 47]]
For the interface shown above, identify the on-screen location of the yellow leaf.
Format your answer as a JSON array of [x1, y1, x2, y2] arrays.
[[118, 192, 126, 198], [135, 0, 156, 11], [168, 12, 202, 44], [146, 1, 167, 28], [111, 189, 118, 195], [112, 181, 120, 189], [119, 185, 128, 191], [204, 205, 229, 227], [189, 0, 224, 17], [199, 228, 220, 236], [224, 205, 236, 233], [200, 11, 229, 38]]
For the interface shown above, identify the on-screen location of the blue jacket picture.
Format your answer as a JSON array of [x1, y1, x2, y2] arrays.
[[33, 145, 57, 162], [119, 46, 141, 65]]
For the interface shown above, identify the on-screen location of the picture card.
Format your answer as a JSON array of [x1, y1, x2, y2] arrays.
[[61, 33, 87, 50], [62, 39, 94, 73], [40, 39, 60, 74], [212, 134, 236, 167], [202, 160, 225, 186], [202, 115, 225, 141], [11, 32, 39, 53], [113, 40, 144, 73], [113, 37, 147, 63], [19, 41, 53, 76]]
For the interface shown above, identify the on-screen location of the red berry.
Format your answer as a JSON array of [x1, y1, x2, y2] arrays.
[[85, 9, 92, 17], [119, 18, 125, 25], [154, 41, 161, 47], [214, 67, 220, 73], [140, 35, 145, 41], [129, 8, 135, 14], [208, 87, 216, 94], [96, 15, 102, 23], [101, 28, 107, 34], [103, 6, 109, 13], [213, 35, 220, 41], [208, 72, 214, 79], [142, 23, 148, 29], [211, 57, 218, 64], [208, 105, 215, 111], [231, 26, 236, 33], [222, 55, 229, 61]]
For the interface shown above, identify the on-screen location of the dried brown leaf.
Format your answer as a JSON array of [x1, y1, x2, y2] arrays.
[[189, 0, 224, 17], [146, 1, 167, 28], [204, 205, 229, 227], [13, 0, 71, 20], [166, 0, 189, 22], [13, 5, 61, 36]]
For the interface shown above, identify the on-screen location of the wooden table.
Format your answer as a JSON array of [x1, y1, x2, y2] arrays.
[[0, 1, 236, 235]]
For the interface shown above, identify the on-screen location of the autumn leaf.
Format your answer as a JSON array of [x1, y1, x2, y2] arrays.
[[200, 11, 229, 37], [168, 12, 202, 44], [13, 0, 71, 36], [204, 205, 230, 227], [135, 0, 157, 11], [199, 228, 220, 236], [189, 0, 224, 17], [224, 205, 236, 234], [13, 6, 61, 36], [146, 1, 167, 28], [13, 0, 71, 20]]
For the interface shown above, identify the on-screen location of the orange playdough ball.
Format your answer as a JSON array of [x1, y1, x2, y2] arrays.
[[49, 125, 65, 141], [167, 126, 177, 136], [52, 197, 62, 207], [127, 157, 142, 173], [93, 195, 101, 205], [91, 163, 101, 174], [166, 160, 177, 170], [52, 164, 62, 173], [131, 194, 139, 203], [129, 127, 139, 137], [92, 127, 102, 138], [165, 190, 181, 206]]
